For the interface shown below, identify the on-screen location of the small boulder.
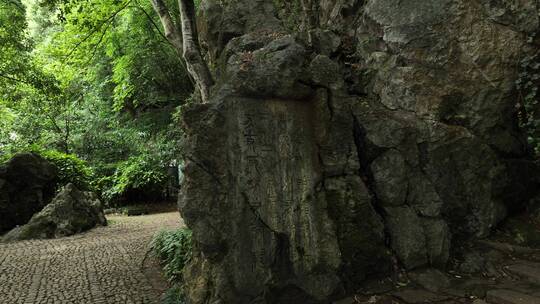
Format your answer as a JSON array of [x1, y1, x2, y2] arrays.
[[2, 183, 107, 242]]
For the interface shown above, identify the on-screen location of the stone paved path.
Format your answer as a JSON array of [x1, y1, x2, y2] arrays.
[[0, 212, 183, 304], [335, 241, 540, 304]]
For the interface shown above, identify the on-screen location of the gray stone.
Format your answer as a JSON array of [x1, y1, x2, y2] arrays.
[[385, 206, 428, 269], [407, 173, 443, 217], [177, 0, 540, 302], [392, 288, 450, 303], [2, 184, 107, 242], [371, 149, 408, 207], [487, 289, 540, 304], [309, 55, 344, 90], [311, 29, 341, 56], [0, 153, 57, 233], [422, 218, 451, 267], [459, 251, 486, 274], [324, 176, 391, 287], [506, 262, 540, 285], [409, 268, 451, 292], [223, 35, 312, 100]]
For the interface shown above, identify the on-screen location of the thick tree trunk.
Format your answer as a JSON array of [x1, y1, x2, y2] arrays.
[[149, 0, 183, 51], [150, 0, 213, 103], [178, 0, 213, 103]]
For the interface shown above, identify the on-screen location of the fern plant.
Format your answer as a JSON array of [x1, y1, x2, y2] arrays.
[[151, 228, 193, 283], [151, 228, 192, 304]]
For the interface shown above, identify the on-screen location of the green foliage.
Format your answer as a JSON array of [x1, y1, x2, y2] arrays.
[[0, 0, 191, 206], [0, 147, 93, 191], [517, 41, 540, 156], [161, 285, 187, 304], [151, 228, 193, 283], [0, 0, 32, 95], [38, 149, 94, 190], [99, 155, 170, 205]]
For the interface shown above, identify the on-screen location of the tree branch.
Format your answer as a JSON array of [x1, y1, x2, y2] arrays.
[[85, 20, 113, 65], [150, 0, 184, 52], [131, 2, 169, 43], [66, 0, 132, 59], [0, 72, 31, 85], [132, 1, 193, 84], [178, 0, 213, 103], [300, 0, 317, 45]]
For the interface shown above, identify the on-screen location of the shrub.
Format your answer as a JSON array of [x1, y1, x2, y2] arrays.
[[0, 147, 93, 191], [151, 228, 192, 304], [161, 285, 187, 304], [100, 155, 170, 206], [151, 228, 193, 283], [38, 149, 94, 191]]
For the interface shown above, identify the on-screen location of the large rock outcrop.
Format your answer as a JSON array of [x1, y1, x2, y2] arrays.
[[178, 0, 540, 303], [2, 183, 107, 242], [0, 153, 57, 233]]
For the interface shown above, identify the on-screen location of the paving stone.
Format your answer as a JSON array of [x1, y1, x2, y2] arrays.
[[409, 268, 451, 292], [486, 289, 540, 304], [392, 288, 450, 303], [0, 212, 182, 304], [505, 262, 540, 285]]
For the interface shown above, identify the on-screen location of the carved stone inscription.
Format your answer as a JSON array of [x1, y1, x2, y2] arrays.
[[234, 99, 316, 225], [228, 98, 322, 283]]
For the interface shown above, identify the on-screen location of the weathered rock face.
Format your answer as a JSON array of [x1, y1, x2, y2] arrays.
[[0, 153, 57, 233], [2, 183, 107, 242], [179, 0, 540, 302]]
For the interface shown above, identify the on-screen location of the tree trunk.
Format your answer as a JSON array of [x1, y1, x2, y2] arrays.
[[150, 0, 183, 52], [150, 0, 213, 103], [178, 0, 213, 103]]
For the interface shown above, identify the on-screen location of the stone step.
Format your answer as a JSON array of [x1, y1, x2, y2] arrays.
[[486, 289, 540, 304], [505, 262, 540, 285]]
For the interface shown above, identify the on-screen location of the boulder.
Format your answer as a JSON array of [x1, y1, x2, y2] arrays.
[[177, 0, 540, 302], [2, 183, 107, 242], [0, 153, 57, 233]]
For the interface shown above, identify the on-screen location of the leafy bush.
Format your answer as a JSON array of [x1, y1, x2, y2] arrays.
[[161, 285, 187, 304], [151, 228, 193, 283], [151, 228, 192, 304], [100, 155, 170, 206], [0, 146, 93, 191], [38, 149, 94, 190]]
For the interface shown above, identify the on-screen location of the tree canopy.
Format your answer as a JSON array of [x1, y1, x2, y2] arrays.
[[0, 0, 193, 206]]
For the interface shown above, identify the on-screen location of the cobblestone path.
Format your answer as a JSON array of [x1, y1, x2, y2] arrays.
[[0, 212, 183, 304]]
